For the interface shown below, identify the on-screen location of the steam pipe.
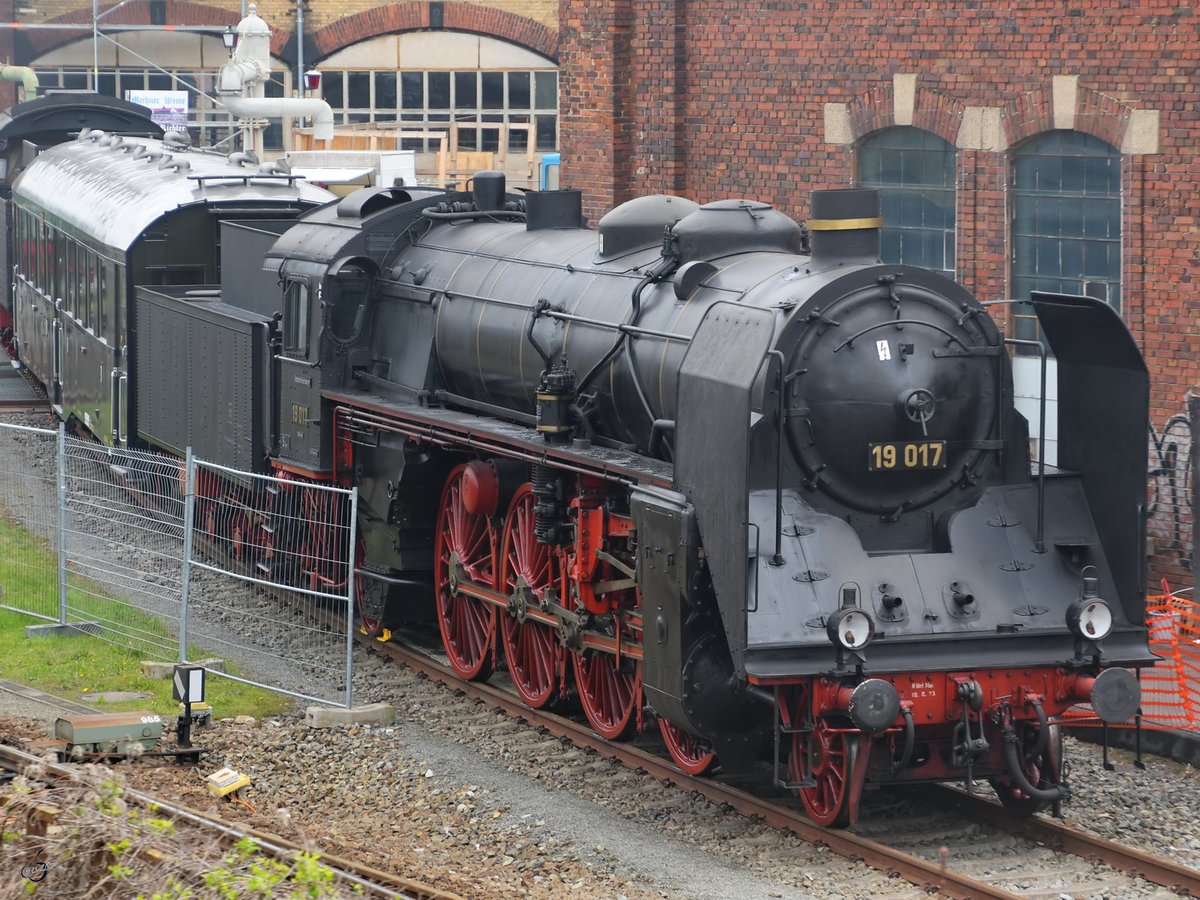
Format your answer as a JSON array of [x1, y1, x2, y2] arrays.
[[1025, 697, 1049, 764], [220, 96, 334, 142], [0, 65, 38, 99], [1000, 721, 1067, 802], [890, 706, 915, 774]]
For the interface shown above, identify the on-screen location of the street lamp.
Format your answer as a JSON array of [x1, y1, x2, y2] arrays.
[[303, 70, 321, 93], [222, 25, 237, 58]]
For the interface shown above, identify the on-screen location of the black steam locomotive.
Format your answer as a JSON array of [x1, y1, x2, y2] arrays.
[[10, 129, 1155, 826]]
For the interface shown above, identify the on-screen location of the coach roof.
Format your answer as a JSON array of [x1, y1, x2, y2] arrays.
[[12, 131, 334, 251]]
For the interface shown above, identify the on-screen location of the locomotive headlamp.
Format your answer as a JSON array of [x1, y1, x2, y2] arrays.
[[1066, 567, 1113, 641], [1067, 597, 1113, 640], [827, 607, 875, 651]]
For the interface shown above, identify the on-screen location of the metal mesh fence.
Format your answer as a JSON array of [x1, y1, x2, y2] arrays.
[[61, 435, 185, 661], [0, 420, 60, 622], [187, 460, 357, 707], [0, 423, 357, 708]]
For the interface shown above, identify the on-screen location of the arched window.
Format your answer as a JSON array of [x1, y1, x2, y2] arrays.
[[856, 126, 956, 278], [318, 32, 558, 155], [1010, 132, 1121, 344]]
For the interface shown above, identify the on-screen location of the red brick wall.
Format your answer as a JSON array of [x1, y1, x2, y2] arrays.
[[559, 0, 1198, 588]]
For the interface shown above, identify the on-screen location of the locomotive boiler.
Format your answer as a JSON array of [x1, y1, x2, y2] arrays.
[[12, 139, 1155, 826]]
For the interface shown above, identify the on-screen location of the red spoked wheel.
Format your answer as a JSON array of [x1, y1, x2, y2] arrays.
[[498, 485, 564, 708], [573, 650, 640, 740], [228, 508, 252, 562], [434, 464, 496, 681], [788, 717, 857, 827], [658, 718, 716, 776]]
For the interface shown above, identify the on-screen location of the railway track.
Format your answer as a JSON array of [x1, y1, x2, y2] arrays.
[[0, 359, 47, 413], [0, 739, 465, 900], [366, 634, 1200, 900]]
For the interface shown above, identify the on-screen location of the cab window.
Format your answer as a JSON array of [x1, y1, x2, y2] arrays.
[[283, 279, 310, 354]]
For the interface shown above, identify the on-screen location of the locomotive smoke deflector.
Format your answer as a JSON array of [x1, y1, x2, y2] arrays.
[[808, 188, 882, 268]]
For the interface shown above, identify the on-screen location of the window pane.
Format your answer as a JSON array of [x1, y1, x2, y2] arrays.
[[324, 72, 344, 108], [347, 72, 370, 108], [508, 72, 530, 109], [428, 72, 450, 109], [401, 71, 423, 109], [535, 115, 556, 150], [534, 71, 557, 109], [481, 72, 503, 109], [455, 72, 477, 108], [376, 72, 397, 110]]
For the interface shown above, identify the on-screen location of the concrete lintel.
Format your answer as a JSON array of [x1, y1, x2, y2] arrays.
[[1122, 108, 1160, 155], [893, 73, 917, 126], [824, 102, 852, 145], [306, 702, 397, 728], [25, 622, 102, 639], [1053, 74, 1079, 131], [957, 107, 1005, 152]]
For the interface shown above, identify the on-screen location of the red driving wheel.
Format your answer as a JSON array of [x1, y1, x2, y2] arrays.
[[498, 485, 564, 708], [433, 464, 496, 681]]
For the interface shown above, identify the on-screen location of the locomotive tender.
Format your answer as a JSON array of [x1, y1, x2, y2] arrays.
[[10, 130, 1155, 827]]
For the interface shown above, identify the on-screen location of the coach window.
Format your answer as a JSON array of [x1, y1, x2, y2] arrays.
[[856, 126, 957, 278], [66, 242, 78, 320], [88, 251, 100, 336], [77, 246, 88, 328], [1010, 132, 1121, 345], [39, 220, 49, 289], [283, 278, 310, 355], [115, 266, 126, 353]]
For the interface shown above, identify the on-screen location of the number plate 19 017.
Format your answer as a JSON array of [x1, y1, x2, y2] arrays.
[[868, 440, 946, 471]]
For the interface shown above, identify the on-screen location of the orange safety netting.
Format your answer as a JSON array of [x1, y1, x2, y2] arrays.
[[1062, 581, 1200, 731]]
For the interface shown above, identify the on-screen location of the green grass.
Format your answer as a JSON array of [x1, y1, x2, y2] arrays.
[[0, 511, 293, 721]]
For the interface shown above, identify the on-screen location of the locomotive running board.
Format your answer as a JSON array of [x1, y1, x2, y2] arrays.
[[326, 389, 674, 489]]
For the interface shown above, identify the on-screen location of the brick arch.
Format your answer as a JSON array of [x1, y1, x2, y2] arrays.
[[1003, 84, 1132, 150], [845, 83, 966, 147], [16, 1, 275, 61], [310, 3, 557, 62]]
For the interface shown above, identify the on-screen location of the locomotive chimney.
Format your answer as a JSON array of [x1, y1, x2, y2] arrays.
[[808, 188, 882, 268]]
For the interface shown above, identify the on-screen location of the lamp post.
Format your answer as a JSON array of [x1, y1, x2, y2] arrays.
[[222, 25, 236, 58], [303, 70, 321, 94]]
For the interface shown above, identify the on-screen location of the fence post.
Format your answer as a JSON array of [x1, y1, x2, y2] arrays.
[[179, 448, 196, 664], [345, 487, 359, 709], [56, 423, 67, 625]]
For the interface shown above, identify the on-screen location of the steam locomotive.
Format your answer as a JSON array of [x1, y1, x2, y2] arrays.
[[9, 129, 1155, 826]]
